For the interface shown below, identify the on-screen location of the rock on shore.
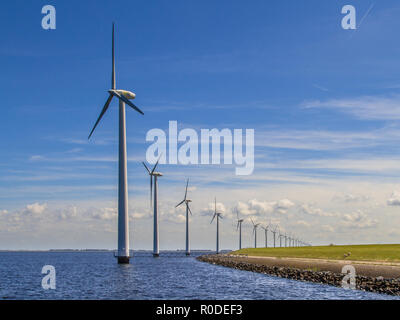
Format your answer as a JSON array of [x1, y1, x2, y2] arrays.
[[197, 254, 400, 296]]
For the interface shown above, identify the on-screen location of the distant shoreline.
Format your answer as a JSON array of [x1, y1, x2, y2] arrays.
[[197, 254, 400, 296]]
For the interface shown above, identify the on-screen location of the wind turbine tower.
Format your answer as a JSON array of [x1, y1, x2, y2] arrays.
[[88, 23, 144, 264], [143, 158, 163, 257], [176, 179, 193, 256], [271, 225, 278, 248], [251, 219, 260, 248], [284, 233, 288, 247], [211, 198, 223, 254], [235, 208, 244, 250], [261, 225, 269, 248]]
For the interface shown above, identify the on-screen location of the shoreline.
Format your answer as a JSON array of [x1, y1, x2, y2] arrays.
[[197, 254, 400, 296]]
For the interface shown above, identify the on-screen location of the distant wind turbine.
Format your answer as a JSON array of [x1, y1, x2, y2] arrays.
[[271, 225, 278, 248], [251, 218, 260, 248], [234, 208, 244, 250], [278, 228, 283, 248], [211, 198, 223, 254], [88, 23, 144, 264], [176, 179, 193, 256], [261, 225, 269, 248], [143, 157, 162, 257], [284, 232, 288, 247]]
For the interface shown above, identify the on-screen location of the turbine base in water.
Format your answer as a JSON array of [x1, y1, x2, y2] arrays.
[[153, 253, 160, 258], [117, 256, 130, 264]]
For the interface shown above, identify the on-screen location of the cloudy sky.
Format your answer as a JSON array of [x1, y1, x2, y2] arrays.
[[1, 0, 400, 250]]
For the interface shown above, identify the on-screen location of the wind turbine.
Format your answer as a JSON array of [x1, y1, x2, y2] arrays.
[[210, 198, 223, 254], [278, 228, 283, 247], [284, 232, 288, 247], [143, 157, 162, 257], [287, 233, 292, 247], [251, 219, 260, 248], [176, 179, 193, 256], [271, 225, 278, 248], [234, 208, 244, 250], [88, 23, 144, 264], [261, 225, 269, 248]]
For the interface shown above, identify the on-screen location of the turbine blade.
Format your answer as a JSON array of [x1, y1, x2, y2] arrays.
[[176, 200, 185, 208], [88, 94, 113, 139], [188, 205, 193, 216], [142, 162, 150, 174], [151, 154, 162, 174], [184, 179, 189, 200], [210, 213, 216, 224], [236, 222, 239, 230], [214, 198, 217, 214], [112, 23, 116, 90], [111, 90, 144, 115]]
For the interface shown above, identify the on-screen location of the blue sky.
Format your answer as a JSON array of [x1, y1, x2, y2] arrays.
[[2, 1, 400, 250]]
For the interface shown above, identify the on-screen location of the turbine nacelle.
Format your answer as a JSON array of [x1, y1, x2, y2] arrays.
[[109, 89, 136, 100]]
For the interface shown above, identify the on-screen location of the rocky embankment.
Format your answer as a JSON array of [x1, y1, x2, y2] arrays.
[[197, 254, 400, 296]]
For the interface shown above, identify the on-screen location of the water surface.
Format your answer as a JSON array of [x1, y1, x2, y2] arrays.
[[0, 251, 397, 300]]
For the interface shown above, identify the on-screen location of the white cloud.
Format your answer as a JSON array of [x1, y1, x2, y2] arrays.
[[201, 201, 227, 217], [302, 94, 400, 120], [340, 210, 378, 229], [333, 194, 370, 203], [387, 191, 400, 206], [29, 155, 45, 161], [235, 198, 294, 219], [299, 203, 336, 217], [321, 225, 335, 233], [275, 199, 295, 215], [90, 207, 117, 220], [296, 220, 311, 228], [25, 203, 47, 215], [57, 206, 78, 220]]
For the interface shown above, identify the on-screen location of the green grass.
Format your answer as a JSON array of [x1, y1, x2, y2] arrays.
[[231, 244, 400, 262]]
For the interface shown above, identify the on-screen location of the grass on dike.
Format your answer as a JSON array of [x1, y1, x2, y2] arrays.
[[231, 244, 400, 262]]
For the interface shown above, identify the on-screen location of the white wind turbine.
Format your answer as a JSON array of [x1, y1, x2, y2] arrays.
[[278, 228, 283, 247], [88, 23, 144, 264], [288, 234, 293, 247], [234, 208, 244, 250], [251, 218, 260, 248], [176, 179, 193, 256], [271, 225, 278, 248], [210, 198, 223, 254], [143, 157, 162, 257], [261, 224, 269, 248]]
